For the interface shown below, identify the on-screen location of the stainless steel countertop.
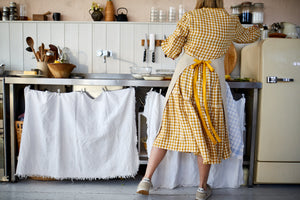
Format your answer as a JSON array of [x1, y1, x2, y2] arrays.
[[4, 77, 171, 87], [4, 73, 262, 88]]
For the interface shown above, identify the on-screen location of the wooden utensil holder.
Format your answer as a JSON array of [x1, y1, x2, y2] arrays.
[[33, 11, 51, 21]]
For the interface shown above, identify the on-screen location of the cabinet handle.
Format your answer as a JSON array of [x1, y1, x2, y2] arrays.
[[266, 76, 294, 83]]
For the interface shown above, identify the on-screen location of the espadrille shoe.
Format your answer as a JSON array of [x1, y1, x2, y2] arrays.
[[195, 185, 212, 200], [136, 178, 152, 195]]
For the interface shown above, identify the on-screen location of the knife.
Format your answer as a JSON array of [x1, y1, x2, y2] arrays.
[[143, 34, 148, 62], [163, 35, 167, 58], [149, 33, 155, 63]]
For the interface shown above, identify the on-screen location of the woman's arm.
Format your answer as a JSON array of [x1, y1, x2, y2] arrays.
[[233, 17, 260, 43], [161, 13, 190, 59]]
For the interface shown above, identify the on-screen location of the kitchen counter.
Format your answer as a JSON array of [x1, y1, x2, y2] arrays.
[[4, 75, 261, 185], [4, 74, 262, 88]]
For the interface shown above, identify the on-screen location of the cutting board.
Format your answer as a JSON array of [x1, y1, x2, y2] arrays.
[[224, 42, 237, 75]]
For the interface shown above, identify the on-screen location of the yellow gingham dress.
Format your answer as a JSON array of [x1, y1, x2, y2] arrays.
[[153, 8, 260, 164]]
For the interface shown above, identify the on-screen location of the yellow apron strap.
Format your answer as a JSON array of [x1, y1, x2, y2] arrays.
[[191, 59, 221, 145]]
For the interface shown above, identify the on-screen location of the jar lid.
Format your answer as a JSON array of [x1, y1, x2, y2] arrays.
[[241, 2, 252, 7], [253, 3, 264, 8], [9, 2, 17, 7], [230, 4, 241, 8]]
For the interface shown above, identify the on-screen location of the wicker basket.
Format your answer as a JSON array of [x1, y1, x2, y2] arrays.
[[15, 121, 23, 151], [15, 121, 56, 181]]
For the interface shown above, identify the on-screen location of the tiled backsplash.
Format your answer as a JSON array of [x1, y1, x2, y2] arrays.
[[0, 22, 178, 74]]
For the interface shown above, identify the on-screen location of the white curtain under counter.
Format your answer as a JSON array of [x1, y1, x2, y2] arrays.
[[16, 87, 139, 180]]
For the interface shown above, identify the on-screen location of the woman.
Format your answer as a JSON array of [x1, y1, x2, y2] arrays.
[[137, 0, 260, 199]]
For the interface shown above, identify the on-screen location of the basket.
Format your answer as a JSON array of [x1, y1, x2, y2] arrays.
[[15, 121, 56, 181], [15, 121, 23, 150]]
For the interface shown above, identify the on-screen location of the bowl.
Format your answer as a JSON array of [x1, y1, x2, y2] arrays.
[[47, 63, 76, 78], [130, 67, 152, 79]]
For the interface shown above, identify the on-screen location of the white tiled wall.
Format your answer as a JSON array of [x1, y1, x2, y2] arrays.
[[0, 21, 177, 74]]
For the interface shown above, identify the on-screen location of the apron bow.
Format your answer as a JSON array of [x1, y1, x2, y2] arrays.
[[191, 59, 221, 145]]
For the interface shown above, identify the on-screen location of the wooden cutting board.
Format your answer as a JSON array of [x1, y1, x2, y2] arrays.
[[224, 42, 237, 75]]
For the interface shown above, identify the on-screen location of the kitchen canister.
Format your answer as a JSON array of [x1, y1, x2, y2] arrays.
[[178, 4, 185, 20], [230, 4, 240, 16], [2, 7, 9, 21], [239, 2, 252, 24], [252, 3, 264, 24], [9, 2, 18, 21], [150, 7, 158, 22], [159, 9, 166, 22], [168, 7, 176, 22]]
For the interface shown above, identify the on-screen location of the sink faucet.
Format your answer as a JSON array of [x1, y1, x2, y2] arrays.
[[96, 50, 112, 63]]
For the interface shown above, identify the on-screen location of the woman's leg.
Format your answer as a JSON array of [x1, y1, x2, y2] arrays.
[[144, 146, 167, 179], [197, 155, 211, 189]]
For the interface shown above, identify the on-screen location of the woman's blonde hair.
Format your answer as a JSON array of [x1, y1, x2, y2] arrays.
[[195, 0, 224, 9]]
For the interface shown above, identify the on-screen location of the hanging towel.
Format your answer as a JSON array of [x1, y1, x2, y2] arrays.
[[16, 87, 139, 180], [143, 87, 245, 189], [225, 82, 245, 159]]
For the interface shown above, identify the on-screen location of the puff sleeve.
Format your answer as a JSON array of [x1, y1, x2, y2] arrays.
[[161, 13, 190, 59], [233, 16, 260, 43]]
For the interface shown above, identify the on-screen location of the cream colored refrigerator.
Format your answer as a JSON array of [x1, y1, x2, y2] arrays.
[[241, 38, 300, 184]]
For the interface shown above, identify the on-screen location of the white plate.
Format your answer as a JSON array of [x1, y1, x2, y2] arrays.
[[16, 74, 45, 78], [143, 76, 164, 81]]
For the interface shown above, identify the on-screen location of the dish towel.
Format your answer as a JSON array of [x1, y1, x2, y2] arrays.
[[16, 87, 139, 179], [143, 83, 245, 189], [225, 83, 245, 159]]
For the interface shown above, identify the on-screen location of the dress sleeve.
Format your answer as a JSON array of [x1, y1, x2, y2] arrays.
[[233, 17, 261, 43], [161, 13, 190, 59]]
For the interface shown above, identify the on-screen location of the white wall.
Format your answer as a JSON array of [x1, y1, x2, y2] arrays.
[[0, 0, 300, 25], [0, 21, 177, 73]]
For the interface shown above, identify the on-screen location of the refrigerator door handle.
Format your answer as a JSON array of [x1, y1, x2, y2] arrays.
[[266, 76, 294, 83]]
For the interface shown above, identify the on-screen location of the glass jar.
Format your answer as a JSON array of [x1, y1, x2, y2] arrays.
[[150, 7, 158, 22], [178, 4, 185, 20], [168, 7, 176, 22], [239, 2, 252, 24], [230, 4, 240, 16], [159, 9, 166, 22], [252, 3, 264, 24]]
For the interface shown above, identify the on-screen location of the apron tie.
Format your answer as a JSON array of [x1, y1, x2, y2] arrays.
[[191, 59, 221, 145]]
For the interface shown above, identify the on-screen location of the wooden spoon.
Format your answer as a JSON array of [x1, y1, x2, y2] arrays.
[[41, 43, 45, 61], [36, 51, 41, 61], [39, 46, 43, 61], [26, 37, 39, 61]]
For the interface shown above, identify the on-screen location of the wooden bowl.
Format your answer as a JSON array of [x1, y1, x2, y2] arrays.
[[47, 63, 76, 78]]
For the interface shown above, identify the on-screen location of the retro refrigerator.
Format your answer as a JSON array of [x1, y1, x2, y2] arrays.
[[241, 38, 300, 184]]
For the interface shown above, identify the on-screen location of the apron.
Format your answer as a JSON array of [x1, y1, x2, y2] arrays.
[[153, 53, 231, 164]]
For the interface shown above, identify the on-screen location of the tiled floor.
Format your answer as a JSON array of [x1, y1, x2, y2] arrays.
[[1, 176, 300, 200]]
